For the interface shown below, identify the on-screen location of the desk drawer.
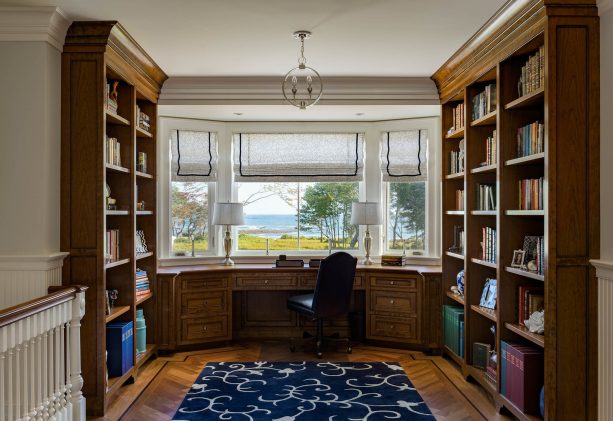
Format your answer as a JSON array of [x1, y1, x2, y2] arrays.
[[181, 276, 229, 291], [370, 289, 417, 315], [234, 274, 298, 289], [368, 315, 419, 342], [369, 275, 418, 290], [181, 291, 228, 316], [180, 316, 229, 344], [299, 275, 364, 289]]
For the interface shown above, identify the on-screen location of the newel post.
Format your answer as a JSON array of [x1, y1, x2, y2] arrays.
[[69, 289, 86, 420]]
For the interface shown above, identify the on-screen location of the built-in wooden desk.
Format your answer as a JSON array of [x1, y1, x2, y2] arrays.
[[156, 264, 442, 352]]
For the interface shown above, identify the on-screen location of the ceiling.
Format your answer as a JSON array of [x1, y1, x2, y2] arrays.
[[10, 0, 506, 77]]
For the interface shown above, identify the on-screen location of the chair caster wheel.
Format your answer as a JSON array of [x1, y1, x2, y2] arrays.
[[317, 352, 323, 359], [290, 345, 296, 353], [347, 347, 352, 354]]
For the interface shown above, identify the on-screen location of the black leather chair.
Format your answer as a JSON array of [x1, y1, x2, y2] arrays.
[[287, 251, 358, 358]]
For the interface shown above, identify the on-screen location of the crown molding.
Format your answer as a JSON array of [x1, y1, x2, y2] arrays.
[[591, 260, 613, 281], [599, 0, 613, 14], [0, 252, 69, 271], [0, 6, 70, 51], [159, 76, 440, 106]]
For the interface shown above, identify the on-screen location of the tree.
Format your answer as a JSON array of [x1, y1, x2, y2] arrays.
[[388, 182, 426, 249], [171, 182, 208, 238], [299, 183, 358, 248]]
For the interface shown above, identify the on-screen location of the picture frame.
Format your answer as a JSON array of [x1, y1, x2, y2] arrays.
[[480, 278, 497, 309], [511, 249, 525, 268]]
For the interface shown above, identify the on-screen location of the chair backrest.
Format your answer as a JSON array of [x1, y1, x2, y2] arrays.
[[312, 251, 358, 319]]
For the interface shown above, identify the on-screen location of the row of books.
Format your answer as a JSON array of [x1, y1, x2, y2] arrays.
[[484, 130, 497, 166], [518, 45, 545, 98], [136, 269, 151, 297], [455, 189, 464, 211], [449, 225, 465, 255], [136, 105, 151, 132], [517, 121, 544, 158], [137, 151, 148, 173], [482, 227, 497, 263], [443, 305, 464, 358], [449, 139, 465, 175], [501, 341, 544, 415], [472, 83, 496, 121], [477, 184, 496, 211], [105, 136, 122, 167], [105, 81, 119, 115], [518, 178, 544, 210], [381, 255, 408, 266], [449, 103, 465, 134], [518, 285, 544, 326], [105, 229, 120, 262]]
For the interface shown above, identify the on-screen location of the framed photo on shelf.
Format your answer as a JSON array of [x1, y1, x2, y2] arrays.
[[480, 278, 497, 309], [511, 249, 525, 268]]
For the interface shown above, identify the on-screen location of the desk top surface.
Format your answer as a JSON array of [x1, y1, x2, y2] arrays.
[[157, 263, 442, 276]]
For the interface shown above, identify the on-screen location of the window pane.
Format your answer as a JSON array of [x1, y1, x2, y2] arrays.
[[171, 182, 209, 256], [387, 182, 426, 252], [237, 182, 359, 251]]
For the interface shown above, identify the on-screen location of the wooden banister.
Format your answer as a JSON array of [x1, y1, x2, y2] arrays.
[[0, 285, 88, 328]]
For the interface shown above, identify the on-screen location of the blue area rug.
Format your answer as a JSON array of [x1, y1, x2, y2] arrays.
[[172, 361, 435, 420]]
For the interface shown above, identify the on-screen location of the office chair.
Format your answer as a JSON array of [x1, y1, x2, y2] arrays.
[[286, 251, 358, 358]]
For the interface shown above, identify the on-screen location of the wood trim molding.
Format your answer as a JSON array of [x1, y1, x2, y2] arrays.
[[159, 76, 440, 105], [0, 252, 69, 271], [0, 6, 71, 51], [591, 259, 613, 280]]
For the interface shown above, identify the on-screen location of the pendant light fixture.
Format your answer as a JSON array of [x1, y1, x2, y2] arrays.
[[282, 31, 323, 109]]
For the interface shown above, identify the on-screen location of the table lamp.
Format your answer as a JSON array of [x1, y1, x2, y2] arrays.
[[212, 202, 245, 265], [350, 201, 383, 265]]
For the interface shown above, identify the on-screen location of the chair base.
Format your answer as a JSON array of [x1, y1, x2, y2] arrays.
[[289, 319, 352, 358]]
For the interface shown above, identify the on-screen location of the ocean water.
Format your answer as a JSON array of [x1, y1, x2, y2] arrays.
[[240, 214, 320, 238]]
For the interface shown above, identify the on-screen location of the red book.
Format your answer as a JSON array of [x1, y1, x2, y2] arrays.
[[519, 286, 543, 325], [507, 344, 544, 414]]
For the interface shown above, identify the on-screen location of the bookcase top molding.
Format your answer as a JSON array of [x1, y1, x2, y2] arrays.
[[431, 0, 597, 103], [64, 21, 168, 99]]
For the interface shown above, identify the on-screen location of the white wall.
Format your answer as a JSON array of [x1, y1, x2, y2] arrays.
[[601, 8, 613, 260]]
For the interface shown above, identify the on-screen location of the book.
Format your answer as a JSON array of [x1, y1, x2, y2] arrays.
[[105, 136, 121, 167], [484, 130, 497, 165], [381, 255, 408, 266], [518, 285, 544, 325], [477, 184, 496, 211], [448, 103, 465, 134], [516, 121, 544, 158], [455, 189, 464, 211], [106, 321, 134, 377], [472, 83, 497, 121], [105, 229, 120, 262], [506, 343, 544, 414], [518, 46, 545, 97], [449, 139, 465, 175], [481, 227, 496, 263], [518, 178, 544, 210], [443, 305, 464, 357]]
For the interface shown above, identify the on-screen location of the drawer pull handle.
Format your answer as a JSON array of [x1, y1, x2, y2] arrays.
[[390, 299, 395, 304], [390, 325, 395, 329], [203, 326, 207, 331], [264, 279, 269, 284], [390, 281, 395, 285]]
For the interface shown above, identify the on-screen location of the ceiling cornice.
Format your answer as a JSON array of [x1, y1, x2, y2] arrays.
[[599, 0, 613, 14], [159, 76, 440, 106], [0, 6, 71, 51]]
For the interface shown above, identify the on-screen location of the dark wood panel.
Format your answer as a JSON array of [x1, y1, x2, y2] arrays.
[[181, 291, 228, 316], [180, 316, 229, 344], [181, 275, 229, 291], [234, 274, 298, 289], [239, 291, 297, 328], [368, 315, 419, 342], [369, 290, 418, 315], [369, 274, 418, 290]]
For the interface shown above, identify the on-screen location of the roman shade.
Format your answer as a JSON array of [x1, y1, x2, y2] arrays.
[[171, 130, 217, 182], [380, 130, 427, 182], [233, 133, 364, 182]]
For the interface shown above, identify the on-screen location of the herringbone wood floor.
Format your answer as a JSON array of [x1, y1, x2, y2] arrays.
[[90, 341, 513, 421]]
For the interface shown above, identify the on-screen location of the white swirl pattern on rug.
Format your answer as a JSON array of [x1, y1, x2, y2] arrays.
[[172, 361, 435, 420]]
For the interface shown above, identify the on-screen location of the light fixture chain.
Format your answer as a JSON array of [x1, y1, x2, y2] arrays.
[[298, 35, 306, 66]]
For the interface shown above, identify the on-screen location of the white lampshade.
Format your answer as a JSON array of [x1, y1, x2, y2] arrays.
[[212, 202, 245, 226], [350, 202, 383, 226]]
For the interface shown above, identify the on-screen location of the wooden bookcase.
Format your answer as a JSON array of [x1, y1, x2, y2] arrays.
[[435, 2, 599, 420], [61, 22, 167, 415]]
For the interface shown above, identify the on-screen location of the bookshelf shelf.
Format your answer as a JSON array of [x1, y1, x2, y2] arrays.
[[105, 163, 130, 174], [136, 126, 153, 138], [136, 171, 153, 179], [498, 394, 543, 421], [505, 210, 545, 216], [443, 345, 465, 366], [446, 291, 465, 305], [104, 258, 130, 269], [505, 266, 544, 282], [446, 127, 465, 139], [446, 172, 465, 180], [471, 210, 497, 216], [505, 323, 545, 348], [136, 292, 153, 306], [467, 365, 497, 395], [471, 164, 497, 174], [135, 344, 157, 369], [470, 110, 497, 127], [106, 367, 134, 397], [105, 210, 129, 216], [445, 251, 465, 260], [136, 210, 153, 216], [105, 110, 130, 126], [136, 252, 153, 260], [105, 305, 130, 324], [470, 304, 497, 322], [505, 87, 544, 110], [470, 258, 497, 269], [446, 210, 465, 215], [505, 152, 545, 167]]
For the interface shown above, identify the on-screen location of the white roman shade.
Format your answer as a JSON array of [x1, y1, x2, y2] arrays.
[[171, 130, 217, 182], [380, 130, 428, 181], [233, 133, 364, 182]]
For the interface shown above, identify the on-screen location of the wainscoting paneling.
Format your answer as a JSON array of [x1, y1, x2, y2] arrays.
[[592, 260, 613, 421]]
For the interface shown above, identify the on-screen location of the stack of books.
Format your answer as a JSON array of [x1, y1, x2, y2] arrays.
[[105, 136, 121, 166], [501, 341, 544, 415], [449, 139, 465, 175], [443, 305, 464, 357], [136, 269, 150, 298], [472, 83, 497, 120], [516, 121, 544, 158], [105, 229, 120, 262], [136, 106, 151, 132], [455, 189, 464, 211], [518, 286, 544, 325], [449, 103, 465, 133], [518, 46, 545, 97], [477, 184, 496, 211], [518, 177, 544, 210], [484, 130, 497, 165], [381, 255, 408, 266], [105, 81, 118, 114], [482, 227, 496, 263]]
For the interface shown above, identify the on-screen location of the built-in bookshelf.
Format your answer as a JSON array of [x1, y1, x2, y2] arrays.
[[438, 18, 599, 418], [61, 22, 167, 416]]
